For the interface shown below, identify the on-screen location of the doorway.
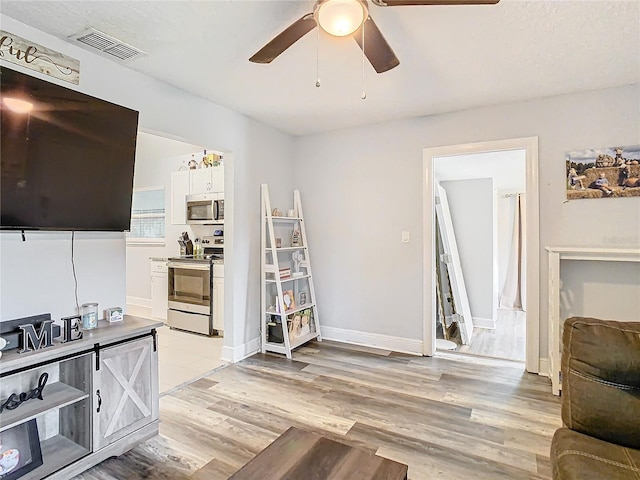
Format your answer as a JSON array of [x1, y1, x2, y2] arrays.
[[423, 138, 540, 373], [125, 131, 228, 392]]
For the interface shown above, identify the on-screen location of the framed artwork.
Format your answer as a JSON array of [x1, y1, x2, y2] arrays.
[[0, 419, 43, 479], [282, 290, 296, 311], [566, 145, 640, 200]]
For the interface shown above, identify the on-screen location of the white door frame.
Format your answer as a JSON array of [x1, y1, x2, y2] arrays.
[[422, 137, 540, 374]]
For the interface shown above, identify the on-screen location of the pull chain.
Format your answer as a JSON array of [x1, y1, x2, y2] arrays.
[[361, 19, 367, 100], [316, 25, 321, 88]]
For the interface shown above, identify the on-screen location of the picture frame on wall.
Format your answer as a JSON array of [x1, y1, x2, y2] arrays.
[[566, 145, 640, 200], [0, 419, 43, 479]]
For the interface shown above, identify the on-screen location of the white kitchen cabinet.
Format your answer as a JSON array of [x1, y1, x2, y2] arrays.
[[171, 171, 189, 224], [189, 167, 224, 195], [150, 260, 168, 321], [93, 336, 158, 451], [190, 169, 212, 194], [213, 277, 224, 331], [210, 167, 224, 192]]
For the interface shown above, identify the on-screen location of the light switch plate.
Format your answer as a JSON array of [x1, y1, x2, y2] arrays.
[[402, 231, 410, 243]]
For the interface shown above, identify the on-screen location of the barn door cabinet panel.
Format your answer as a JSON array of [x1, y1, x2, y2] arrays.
[[0, 315, 161, 480], [93, 336, 159, 451]]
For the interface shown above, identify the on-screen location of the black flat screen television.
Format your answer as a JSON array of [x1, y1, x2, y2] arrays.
[[1, 66, 139, 231]]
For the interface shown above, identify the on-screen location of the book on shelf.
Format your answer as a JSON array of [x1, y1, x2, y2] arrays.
[[279, 267, 291, 279]]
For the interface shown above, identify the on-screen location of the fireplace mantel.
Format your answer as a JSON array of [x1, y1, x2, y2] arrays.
[[546, 246, 640, 395]]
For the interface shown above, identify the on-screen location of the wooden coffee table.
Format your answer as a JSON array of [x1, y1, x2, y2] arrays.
[[229, 427, 408, 480]]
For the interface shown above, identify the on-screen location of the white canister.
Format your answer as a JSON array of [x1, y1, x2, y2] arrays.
[[81, 303, 99, 330]]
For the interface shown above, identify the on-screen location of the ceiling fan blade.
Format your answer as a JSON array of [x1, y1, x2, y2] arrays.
[[372, 0, 499, 5], [249, 14, 316, 64], [353, 16, 400, 74]]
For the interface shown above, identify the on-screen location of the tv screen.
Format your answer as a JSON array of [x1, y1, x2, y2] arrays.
[[1, 66, 139, 231]]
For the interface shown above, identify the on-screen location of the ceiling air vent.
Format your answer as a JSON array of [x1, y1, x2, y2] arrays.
[[69, 27, 146, 61]]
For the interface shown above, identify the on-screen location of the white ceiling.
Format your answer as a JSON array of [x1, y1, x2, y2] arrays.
[[434, 149, 526, 191], [2, 1, 638, 136]]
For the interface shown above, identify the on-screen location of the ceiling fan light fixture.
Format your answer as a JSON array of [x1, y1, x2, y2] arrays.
[[315, 0, 368, 37]]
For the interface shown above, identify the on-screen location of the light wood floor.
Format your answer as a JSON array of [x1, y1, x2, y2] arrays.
[[75, 340, 560, 480], [456, 310, 526, 362]]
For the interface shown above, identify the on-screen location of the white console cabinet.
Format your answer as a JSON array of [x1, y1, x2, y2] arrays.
[[0, 316, 161, 479]]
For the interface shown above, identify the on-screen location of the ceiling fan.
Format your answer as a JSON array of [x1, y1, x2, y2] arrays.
[[250, 0, 500, 74]]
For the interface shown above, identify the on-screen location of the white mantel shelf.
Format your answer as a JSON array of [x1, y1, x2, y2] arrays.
[[545, 246, 640, 261], [546, 246, 640, 395]]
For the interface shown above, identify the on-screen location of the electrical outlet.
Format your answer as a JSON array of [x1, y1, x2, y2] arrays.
[[402, 231, 410, 243]]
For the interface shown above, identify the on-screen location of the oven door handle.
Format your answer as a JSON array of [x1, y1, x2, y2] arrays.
[[167, 262, 211, 271]]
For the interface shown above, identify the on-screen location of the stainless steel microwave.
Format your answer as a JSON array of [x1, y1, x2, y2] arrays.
[[186, 194, 224, 224]]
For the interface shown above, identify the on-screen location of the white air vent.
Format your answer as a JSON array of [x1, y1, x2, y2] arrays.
[[69, 27, 146, 61]]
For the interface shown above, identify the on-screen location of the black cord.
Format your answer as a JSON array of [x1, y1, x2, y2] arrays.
[[71, 231, 79, 311]]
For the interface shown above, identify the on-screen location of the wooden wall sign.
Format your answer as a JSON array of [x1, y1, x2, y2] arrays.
[[0, 30, 80, 84]]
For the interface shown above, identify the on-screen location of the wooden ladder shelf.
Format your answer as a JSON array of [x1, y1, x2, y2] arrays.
[[260, 184, 322, 358]]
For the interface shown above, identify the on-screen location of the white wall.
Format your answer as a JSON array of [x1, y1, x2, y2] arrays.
[[294, 83, 640, 358], [440, 179, 494, 322], [0, 231, 125, 323], [0, 16, 296, 361]]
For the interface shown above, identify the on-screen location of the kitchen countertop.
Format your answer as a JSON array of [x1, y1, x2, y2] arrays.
[[150, 257, 168, 262]]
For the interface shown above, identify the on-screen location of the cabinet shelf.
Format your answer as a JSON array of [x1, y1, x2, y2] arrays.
[[264, 332, 320, 354], [266, 246, 306, 252], [22, 434, 90, 480], [0, 382, 89, 433], [266, 303, 316, 317], [265, 216, 302, 222], [266, 274, 311, 283]]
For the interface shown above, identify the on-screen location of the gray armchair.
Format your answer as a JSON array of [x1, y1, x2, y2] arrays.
[[550, 317, 640, 479]]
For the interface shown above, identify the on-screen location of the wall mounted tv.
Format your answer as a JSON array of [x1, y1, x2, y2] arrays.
[[1, 66, 139, 231]]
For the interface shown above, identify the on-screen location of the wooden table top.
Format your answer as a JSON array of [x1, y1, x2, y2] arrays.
[[229, 426, 408, 480]]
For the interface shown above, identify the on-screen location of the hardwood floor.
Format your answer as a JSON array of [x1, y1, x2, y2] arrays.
[[456, 310, 526, 362], [74, 340, 560, 480]]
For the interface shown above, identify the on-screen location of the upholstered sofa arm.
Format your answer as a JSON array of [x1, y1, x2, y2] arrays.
[[561, 317, 640, 450]]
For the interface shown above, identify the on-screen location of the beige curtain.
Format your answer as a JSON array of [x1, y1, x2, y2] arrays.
[[500, 194, 526, 311]]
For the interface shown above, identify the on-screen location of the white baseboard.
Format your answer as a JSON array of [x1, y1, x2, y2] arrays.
[[473, 317, 496, 329], [126, 296, 152, 318], [221, 337, 260, 363], [538, 357, 550, 377], [320, 326, 422, 356]]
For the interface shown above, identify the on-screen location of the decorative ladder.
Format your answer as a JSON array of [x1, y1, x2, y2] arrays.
[[261, 184, 321, 359]]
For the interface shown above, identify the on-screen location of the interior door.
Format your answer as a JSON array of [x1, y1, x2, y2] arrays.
[[93, 336, 158, 451], [435, 183, 474, 344]]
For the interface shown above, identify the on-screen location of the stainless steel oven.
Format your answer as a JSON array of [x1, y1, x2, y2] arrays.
[[167, 259, 213, 335]]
